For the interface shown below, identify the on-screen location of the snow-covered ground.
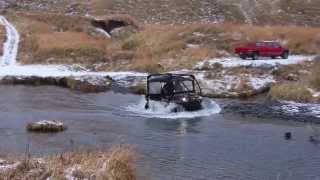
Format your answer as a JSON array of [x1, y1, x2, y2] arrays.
[[196, 72, 274, 97], [0, 16, 19, 66], [0, 159, 20, 173], [279, 101, 320, 118], [196, 55, 316, 69], [0, 16, 146, 82], [0, 64, 146, 80]]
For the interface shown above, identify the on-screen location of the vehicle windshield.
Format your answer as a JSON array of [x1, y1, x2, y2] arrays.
[[148, 80, 196, 95]]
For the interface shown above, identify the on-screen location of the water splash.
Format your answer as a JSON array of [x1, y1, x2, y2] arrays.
[[125, 97, 221, 119]]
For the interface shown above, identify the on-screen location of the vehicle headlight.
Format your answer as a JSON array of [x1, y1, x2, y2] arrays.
[[182, 97, 188, 102]]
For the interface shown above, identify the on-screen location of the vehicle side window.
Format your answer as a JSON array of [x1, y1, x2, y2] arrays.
[[149, 82, 162, 94], [268, 42, 280, 48], [267, 42, 274, 47], [256, 42, 263, 47]]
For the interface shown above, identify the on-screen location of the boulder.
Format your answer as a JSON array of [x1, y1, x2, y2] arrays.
[[285, 73, 299, 81], [26, 120, 67, 133]]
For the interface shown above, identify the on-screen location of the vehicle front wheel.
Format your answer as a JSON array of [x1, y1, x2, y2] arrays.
[[240, 55, 246, 60], [281, 52, 289, 59], [252, 52, 258, 60]]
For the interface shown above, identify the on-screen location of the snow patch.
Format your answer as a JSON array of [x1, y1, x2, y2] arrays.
[[280, 101, 320, 118], [195, 72, 274, 96], [196, 55, 315, 69], [0, 159, 20, 173], [0, 16, 20, 66], [95, 28, 111, 38], [64, 165, 86, 180], [249, 76, 275, 90], [0, 64, 146, 82], [34, 120, 64, 126]]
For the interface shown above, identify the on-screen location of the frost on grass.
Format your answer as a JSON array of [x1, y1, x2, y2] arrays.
[[279, 101, 320, 118], [0, 146, 137, 180], [196, 72, 274, 98]]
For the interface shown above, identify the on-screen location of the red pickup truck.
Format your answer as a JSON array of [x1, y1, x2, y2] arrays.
[[234, 41, 289, 60]]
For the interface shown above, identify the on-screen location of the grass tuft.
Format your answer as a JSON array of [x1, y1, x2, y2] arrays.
[[269, 83, 313, 102]]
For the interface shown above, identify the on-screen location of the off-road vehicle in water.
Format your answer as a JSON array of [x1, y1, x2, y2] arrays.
[[145, 73, 203, 112]]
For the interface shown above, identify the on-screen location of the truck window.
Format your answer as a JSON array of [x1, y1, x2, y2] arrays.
[[273, 43, 280, 48], [256, 42, 263, 47]]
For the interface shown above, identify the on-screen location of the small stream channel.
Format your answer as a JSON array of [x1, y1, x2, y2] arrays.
[[0, 85, 320, 180]]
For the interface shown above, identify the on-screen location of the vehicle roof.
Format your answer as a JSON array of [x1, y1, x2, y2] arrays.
[[256, 41, 279, 43], [148, 73, 194, 82]]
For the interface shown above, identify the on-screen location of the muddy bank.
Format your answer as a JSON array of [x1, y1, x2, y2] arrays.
[[0, 75, 112, 93]]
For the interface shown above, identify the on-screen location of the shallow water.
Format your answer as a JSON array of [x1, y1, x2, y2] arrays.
[[0, 86, 320, 180]]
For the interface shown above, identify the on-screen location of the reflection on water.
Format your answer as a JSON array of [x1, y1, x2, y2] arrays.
[[0, 86, 320, 180]]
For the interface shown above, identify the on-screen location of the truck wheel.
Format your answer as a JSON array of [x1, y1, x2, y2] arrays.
[[252, 52, 258, 60], [240, 55, 246, 59], [282, 52, 289, 59]]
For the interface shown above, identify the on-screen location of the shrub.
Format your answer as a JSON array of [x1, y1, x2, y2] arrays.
[[106, 146, 137, 180], [122, 35, 145, 50], [1, 146, 137, 179], [269, 83, 313, 102], [308, 61, 320, 90]]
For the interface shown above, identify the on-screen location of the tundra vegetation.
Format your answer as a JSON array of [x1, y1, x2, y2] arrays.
[[0, 145, 137, 180], [3, 11, 320, 74], [270, 59, 320, 103]]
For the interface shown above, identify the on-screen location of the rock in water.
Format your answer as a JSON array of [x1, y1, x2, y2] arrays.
[[26, 120, 67, 133]]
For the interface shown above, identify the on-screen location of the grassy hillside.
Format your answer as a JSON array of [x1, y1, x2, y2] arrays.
[[5, 11, 320, 73], [12, 0, 320, 26]]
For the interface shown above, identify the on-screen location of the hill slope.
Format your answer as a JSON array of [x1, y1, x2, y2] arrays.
[[10, 0, 320, 26]]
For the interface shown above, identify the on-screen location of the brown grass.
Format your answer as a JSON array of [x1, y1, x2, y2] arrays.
[[6, 11, 320, 72], [0, 25, 5, 56], [269, 83, 313, 103], [1, 145, 137, 180], [307, 60, 320, 90]]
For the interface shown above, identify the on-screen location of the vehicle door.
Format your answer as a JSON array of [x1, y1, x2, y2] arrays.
[[272, 42, 282, 56], [265, 42, 276, 56], [256, 42, 267, 56]]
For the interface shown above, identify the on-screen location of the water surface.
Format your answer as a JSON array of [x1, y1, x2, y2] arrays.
[[0, 86, 319, 180]]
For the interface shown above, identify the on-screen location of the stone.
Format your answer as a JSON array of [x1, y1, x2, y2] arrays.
[[26, 120, 67, 133], [285, 73, 299, 81]]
